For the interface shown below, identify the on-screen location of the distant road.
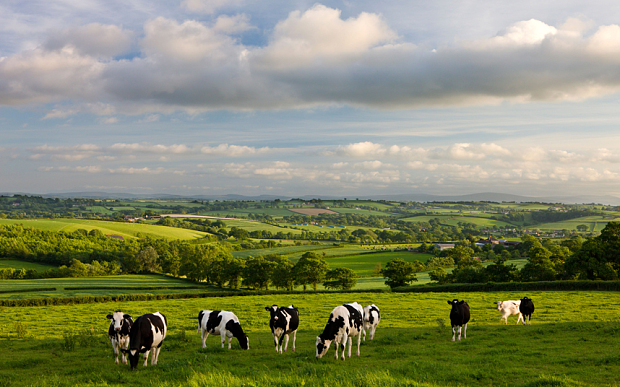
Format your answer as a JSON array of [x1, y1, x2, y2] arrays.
[[160, 214, 254, 221]]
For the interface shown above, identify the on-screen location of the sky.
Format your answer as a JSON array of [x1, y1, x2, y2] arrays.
[[3, 0, 620, 199]]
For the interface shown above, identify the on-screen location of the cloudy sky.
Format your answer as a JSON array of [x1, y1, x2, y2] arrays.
[[3, 1, 620, 198]]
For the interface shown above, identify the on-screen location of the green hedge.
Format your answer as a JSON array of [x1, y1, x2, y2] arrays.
[[393, 280, 620, 293], [0, 288, 388, 307]]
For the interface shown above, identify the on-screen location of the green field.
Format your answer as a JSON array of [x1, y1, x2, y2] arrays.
[[0, 260, 56, 272], [1, 291, 619, 386], [0, 274, 217, 299], [0, 218, 208, 240], [323, 251, 433, 277]]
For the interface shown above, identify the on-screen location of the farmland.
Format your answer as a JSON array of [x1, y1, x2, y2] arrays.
[[0, 218, 209, 240], [1, 290, 619, 386]]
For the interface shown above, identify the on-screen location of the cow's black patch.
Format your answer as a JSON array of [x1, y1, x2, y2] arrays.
[[319, 314, 346, 341], [206, 311, 223, 333], [368, 305, 380, 325], [225, 319, 249, 349], [343, 304, 362, 331]]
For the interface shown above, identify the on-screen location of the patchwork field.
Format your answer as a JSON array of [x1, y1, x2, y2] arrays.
[[288, 208, 338, 215], [0, 218, 208, 240], [1, 291, 619, 386]]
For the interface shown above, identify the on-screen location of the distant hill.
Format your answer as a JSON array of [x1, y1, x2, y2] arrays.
[[2, 191, 619, 205]]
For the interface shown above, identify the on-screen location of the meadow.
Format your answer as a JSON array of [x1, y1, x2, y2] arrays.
[[0, 218, 209, 240], [1, 291, 619, 386]]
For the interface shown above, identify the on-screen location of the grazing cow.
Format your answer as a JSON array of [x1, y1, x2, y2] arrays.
[[122, 312, 167, 370], [198, 310, 249, 350], [496, 300, 523, 325], [448, 299, 470, 341], [107, 311, 133, 365], [519, 297, 535, 325], [316, 302, 364, 360], [265, 305, 299, 354], [362, 304, 381, 341]]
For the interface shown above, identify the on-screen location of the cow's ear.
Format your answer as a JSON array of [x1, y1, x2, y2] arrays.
[[107, 314, 113, 319], [447, 301, 452, 305], [265, 307, 270, 311], [459, 301, 465, 305], [124, 314, 131, 320]]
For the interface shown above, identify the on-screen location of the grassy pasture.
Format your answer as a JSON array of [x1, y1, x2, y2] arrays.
[[0, 274, 216, 299], [0, 260, 56, 272], [443, 216, 515, 228], [1, 291, 620, 386], [323, 252, 434, 277], [0, 218, 208, 240], [232, 244, 333, 259]]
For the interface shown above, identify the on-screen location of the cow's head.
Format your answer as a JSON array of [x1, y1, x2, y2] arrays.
[[107, 311, 131, 332], [448, 299, 465, 311], [238, 334, 249, 350], [121, 348, 143, 370], [265, 305, 279, 320], [316, 336, 331, 359], [495, 301, 503, 311]]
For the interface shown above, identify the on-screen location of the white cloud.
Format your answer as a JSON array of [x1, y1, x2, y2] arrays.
[[200, 144, 269, 157], [213, 14, 253, 34], [44, 23, 133, 58], [336, 142, 385, 157], [255, 4, 398, 69]]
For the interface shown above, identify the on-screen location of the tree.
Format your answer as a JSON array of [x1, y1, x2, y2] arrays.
[[135, 246, 160, 273], [520, 246, 556, 281], [269, 256, 295, 291], [323, 267, 357, 290], [243, 257, 276, 290], [293, 252, 329, 291], [565, 238, 619, 280], [381, 258, 417, 289], [576, 224, 589, 232], [429, 267, 446, 283]]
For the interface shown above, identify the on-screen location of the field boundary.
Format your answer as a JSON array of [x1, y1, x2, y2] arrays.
[[394, 280, 620, 293]]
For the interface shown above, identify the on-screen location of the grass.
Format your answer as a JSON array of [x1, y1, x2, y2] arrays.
[[323, 251, 434, 277], [0, 218, 209, 240], [0, 260, 56, 272], [1, 291, 619, 386], [0, 274, 219, 299]]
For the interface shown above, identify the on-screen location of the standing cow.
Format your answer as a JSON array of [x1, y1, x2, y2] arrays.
[[265, 305, 299, 354], [448, 299, 470, 341], [519, 297, 535, 325], [122, 312, 167, 370], [106, 311, 133, 365], [362, 304, 381, 341], [316, 302, 364, 360], [198, 310, 249, 350], [496, 300, 523, 325]]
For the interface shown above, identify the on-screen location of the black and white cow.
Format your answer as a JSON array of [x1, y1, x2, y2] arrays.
[[106, 311, 133, 365], [198, 310, 249, 350], [265, 305, 299, 354], [122, 312, 167, 370], [448, 299, 470, 341], [362, 304, 380, 341], [316, 302, 364, 360], [519, 297, 535, 325]]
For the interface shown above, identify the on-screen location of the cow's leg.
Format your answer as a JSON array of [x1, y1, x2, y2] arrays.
[[457, 325, 462, 341], [356, 332, 361, 357], [201, 330, 209, 348], [341, 336, 348, 360], [451, 325, 456, 341], [272, 333, 279, 353], [283, 333, 289, 353], [113, 342, 119, 365], [151, 347, 158, 365], [334, 339, 339, 359], [228, 335, 233, 349], [291, 330, 297, 352], [517, 313, 524, 325], [527, 315, 531, 325], [362, 326, 367, 342], [120, 341, 128, 364], [219, 331, 226, 348], [143, 350, 150, 367], [463, 323, 468, 339], [370, 326, 376, 340]]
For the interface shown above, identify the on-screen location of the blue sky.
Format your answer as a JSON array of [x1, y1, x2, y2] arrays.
[[3, 1, 620, 198]]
